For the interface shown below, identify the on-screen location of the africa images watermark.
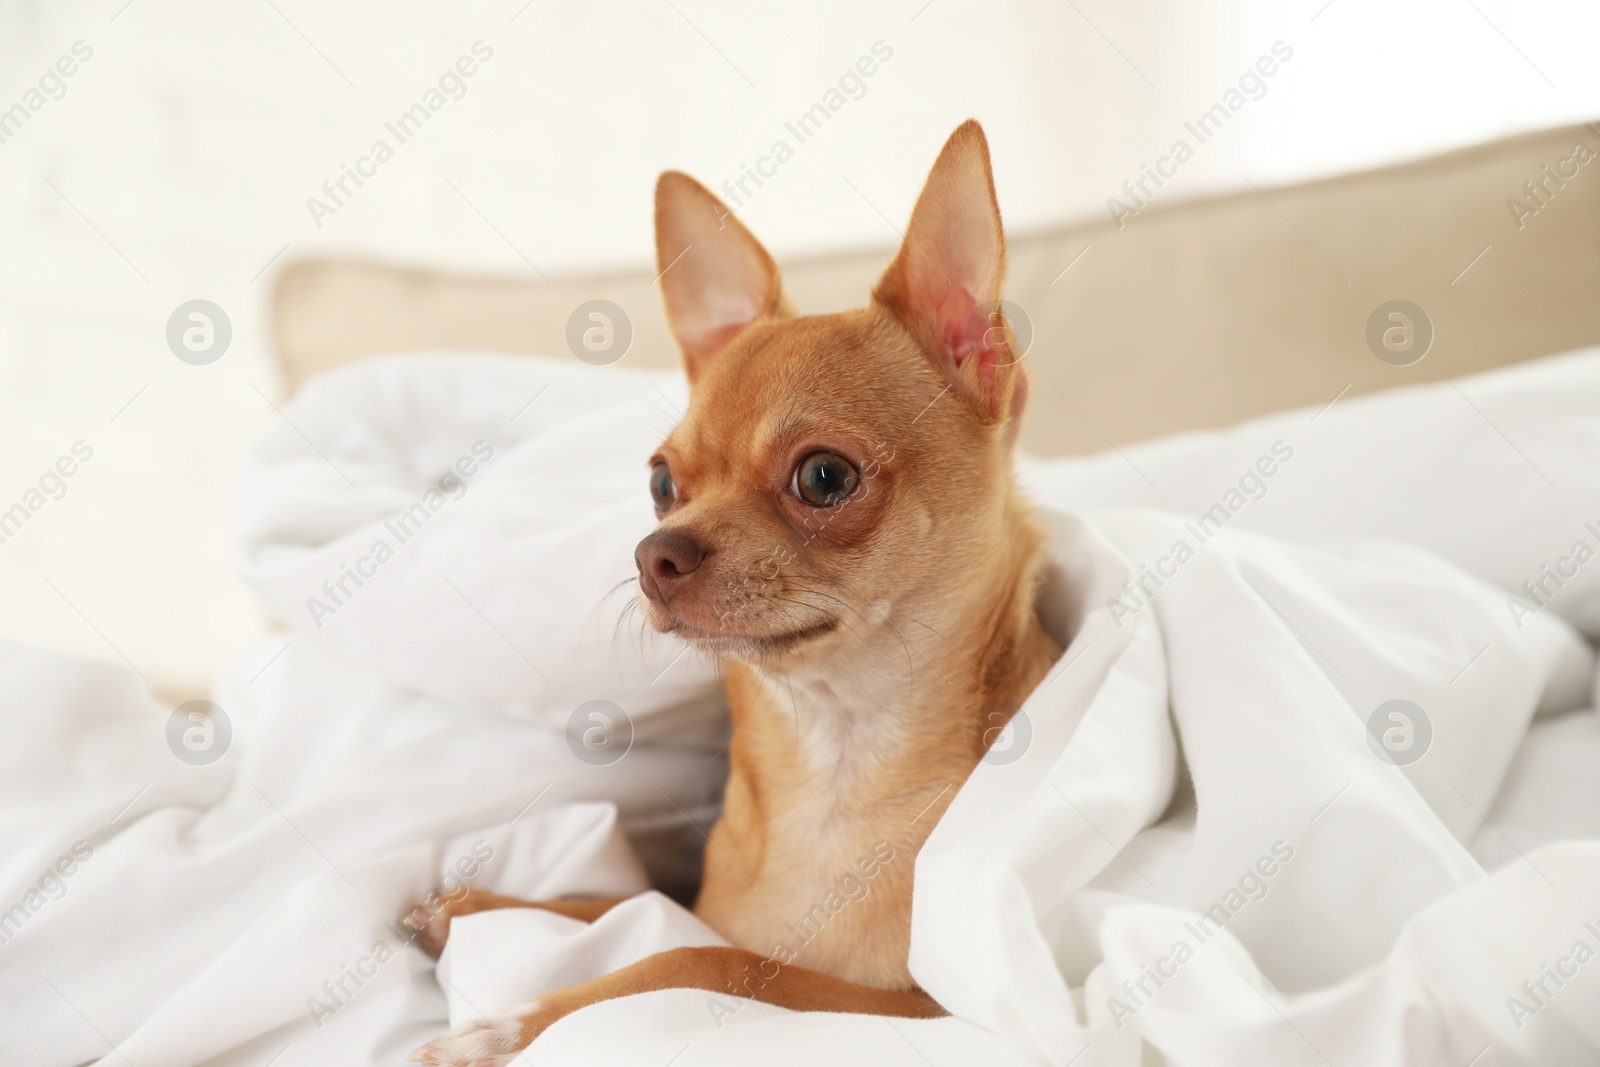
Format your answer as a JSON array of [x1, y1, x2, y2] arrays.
[[306, 839, 495, 1028], [1106, 39, 1295, 229], [1105, 839, 1296, 1027], [706, 840, 897, 1028], [714, 40, 894, 217], [305, 440, 495, 629], [0, 840, 94, 947], [1506, 135, 1596, 231], [1505, 517, 1600, 629], [0, 441, 95, 548], [0, 40, 94, 149], [306, 40, 495, 228], [1107, 440, 1295, 628], [1505, 913, 1600, 1031]]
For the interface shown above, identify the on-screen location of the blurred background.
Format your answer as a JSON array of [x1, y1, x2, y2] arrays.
[[1, 0, 1597, 702]]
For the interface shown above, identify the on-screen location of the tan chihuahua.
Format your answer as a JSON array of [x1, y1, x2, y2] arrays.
[[411, 120, 1060, 1065]]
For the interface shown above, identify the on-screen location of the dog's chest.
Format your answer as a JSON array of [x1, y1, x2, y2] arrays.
[[699, 783, 926, 989], [694, 668, 966, 989]]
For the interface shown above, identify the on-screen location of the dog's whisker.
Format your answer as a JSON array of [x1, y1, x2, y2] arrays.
[[894, 613, 950, 641], [771, 592, 866, 645], [775, 578, 917, 683], [777, 582, 873, 633], [598, 575, 650, 668], [767, 593, 861, 642]]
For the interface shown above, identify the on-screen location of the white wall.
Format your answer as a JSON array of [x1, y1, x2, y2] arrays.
[[0, 0, 1595, 697]]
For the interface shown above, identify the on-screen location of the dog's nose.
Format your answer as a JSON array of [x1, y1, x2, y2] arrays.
[[635, 529, 705, 604]]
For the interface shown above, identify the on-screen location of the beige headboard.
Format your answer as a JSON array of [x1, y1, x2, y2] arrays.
[[273, 122, 1600, 458]]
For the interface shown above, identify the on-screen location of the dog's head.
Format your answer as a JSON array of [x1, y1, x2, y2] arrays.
[[635, 121, 1033, 665]]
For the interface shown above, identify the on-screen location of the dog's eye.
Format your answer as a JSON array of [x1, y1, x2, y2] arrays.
[[649, 462, 676, 513], [794, 452, 858, 507]]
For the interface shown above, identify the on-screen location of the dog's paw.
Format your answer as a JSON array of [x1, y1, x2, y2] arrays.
[[402, 888, 511, 958], [401, 901, 455, 959], [407, 1001, 538, 1066]]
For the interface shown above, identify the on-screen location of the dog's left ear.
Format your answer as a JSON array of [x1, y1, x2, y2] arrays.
[[873, 120, 1026, 435]]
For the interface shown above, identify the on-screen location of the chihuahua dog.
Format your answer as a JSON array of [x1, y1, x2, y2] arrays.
[[410, 120, 1061, 1064]]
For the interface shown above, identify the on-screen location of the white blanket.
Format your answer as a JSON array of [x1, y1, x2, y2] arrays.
[[4, 348, 1600, 1067]]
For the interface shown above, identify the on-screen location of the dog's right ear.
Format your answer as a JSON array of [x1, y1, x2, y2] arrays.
[[655, 172, 787, 383]]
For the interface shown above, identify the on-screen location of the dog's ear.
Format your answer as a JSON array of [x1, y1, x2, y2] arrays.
[[655, 172, 787, 383], [872, 120, 1024, 430]]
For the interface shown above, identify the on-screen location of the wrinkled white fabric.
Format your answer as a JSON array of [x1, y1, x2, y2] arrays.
[[1, 347, 1597, 1067]]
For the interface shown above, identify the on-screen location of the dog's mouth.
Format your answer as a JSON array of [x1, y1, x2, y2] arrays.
[[664, 615, 840, 656]]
